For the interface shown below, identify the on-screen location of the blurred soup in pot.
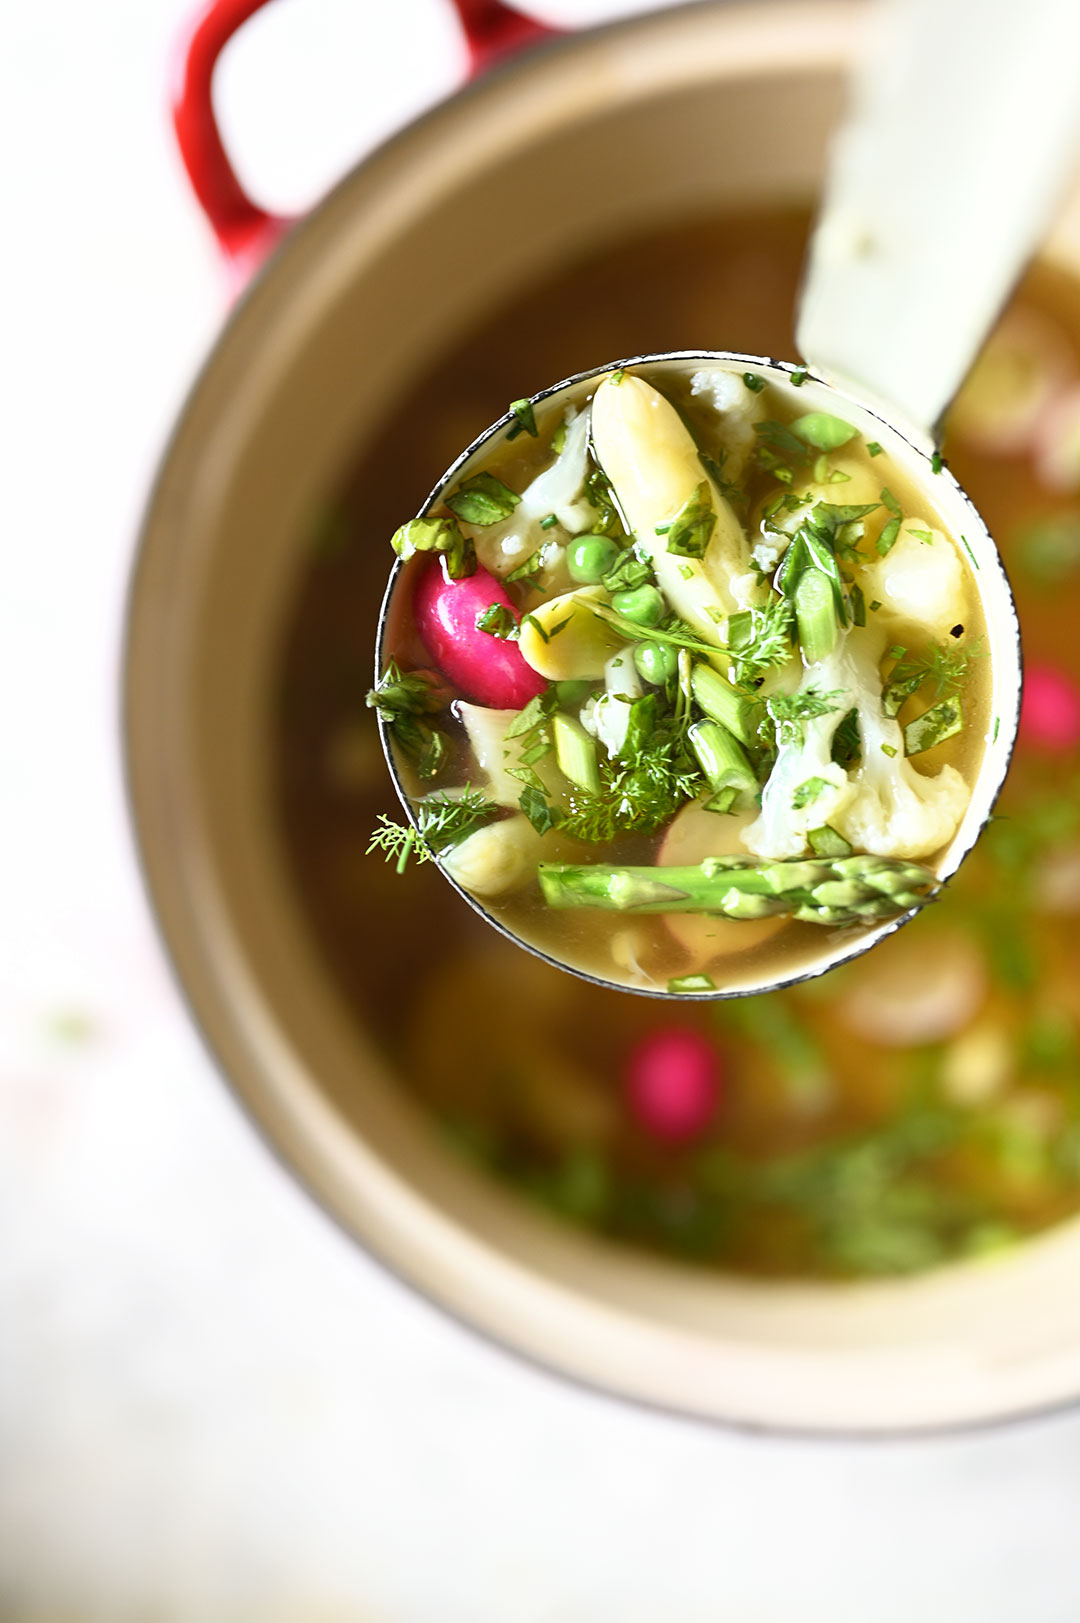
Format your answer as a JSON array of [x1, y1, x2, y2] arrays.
[[277, 207, 1080, 1279]]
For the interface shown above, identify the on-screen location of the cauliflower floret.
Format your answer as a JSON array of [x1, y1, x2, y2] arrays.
[[742, 642, 859, 860], [475, 409, 593, 576], [744, 629, 970, 863], [690, 367, 766, 481], [580, 646, 642, 758], [862, 521, 968, 640], [831, 634, 969, 861]]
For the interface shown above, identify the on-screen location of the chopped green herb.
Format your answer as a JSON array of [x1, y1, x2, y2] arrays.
[[791, 367, 808, 387], [506, 397, 538, 439], [909, 527, 934, 544], [792, 777, 831, 810], [850, 582, 866, 627], [726, 597, 793, 687], [881, 742, 898, 758], [766, 688, 846, 745], [931, 451, 944, 474], [519, 785, 561, 835], [993, 715, 1000, 743], [368, 788, 500, 872], [669, 973, 717, 993], [521, 612, 549, 644], [877, 517, 901, 556], [506, 548, 544, 585], [904, 698, 963, 756], [791, 412, 857, 450], [551, 420, 568, 455], [475, 602, 519, 640], [742, 372, 766, 393], [755, 419, 806, 459], [831, 708, 861, 770], [869, 599, 882, 612], [867, 441, 883, 457], [446, 471, 521, 526], [602, 546, 655, 595], [585, 465, 629, 540], [609, 368, 626, 385], [664, 481, 716, 559], [959, 533, 980, 571], [390, 514, 476, 579], [678, 563, 695, 581], [540, 512, 559, 530]]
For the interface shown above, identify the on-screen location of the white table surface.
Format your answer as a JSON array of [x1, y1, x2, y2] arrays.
[[4, 2, 1080, 1617]]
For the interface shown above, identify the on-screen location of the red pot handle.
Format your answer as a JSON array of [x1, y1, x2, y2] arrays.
[[171, 0, 561, 291]]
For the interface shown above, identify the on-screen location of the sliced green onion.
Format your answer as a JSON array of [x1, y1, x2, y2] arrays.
[[690, 662, 760, 744], [507, 398, 538, 439], [808, 825, 852, 858], [688, 719, 756, 798], [794, 568, 840, 664], [552, 712, 601, 795], [668, 973, 717, 993]]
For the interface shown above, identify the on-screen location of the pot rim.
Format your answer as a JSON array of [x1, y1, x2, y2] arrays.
[[124, 0, 1075, 1437]]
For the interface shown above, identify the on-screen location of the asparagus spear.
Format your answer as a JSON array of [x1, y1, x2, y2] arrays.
[[537, 853, 938, 926]]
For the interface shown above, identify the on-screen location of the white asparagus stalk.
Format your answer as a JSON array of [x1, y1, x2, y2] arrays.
[[590, 373, 755, 642]]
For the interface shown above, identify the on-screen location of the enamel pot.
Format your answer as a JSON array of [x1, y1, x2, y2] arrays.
[[126, 0, 1080, 1432]]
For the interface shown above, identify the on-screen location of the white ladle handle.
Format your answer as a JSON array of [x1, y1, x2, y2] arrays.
[[798, 0, 1080, 447]]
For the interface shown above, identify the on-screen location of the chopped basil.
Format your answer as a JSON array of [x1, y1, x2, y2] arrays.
[[904, 698, 963, 756], [519, 785, 561, 834], [390, 514, 476, 579], [792, 777, 831, 810], [831, 708, 861, 770], [475, 602, 519, 640], [506, 397, 538, 439], [665, 481, 717, 559], [506, 549, 544, 584], [446, 471, 521, 526]]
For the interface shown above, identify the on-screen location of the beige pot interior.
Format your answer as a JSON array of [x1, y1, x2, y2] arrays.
[[127, 0, 1080, 1432]]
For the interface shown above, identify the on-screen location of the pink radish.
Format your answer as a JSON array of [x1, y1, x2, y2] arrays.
[[625, 1027, 722, 1142], [1019, 664, 1080, 753], [413, 560, 547, 709]]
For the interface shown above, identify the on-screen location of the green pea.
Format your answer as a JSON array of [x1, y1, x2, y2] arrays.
[[633, 641, 679, 685], [567, 534, 620, 584], [611, 584, 664, 626]]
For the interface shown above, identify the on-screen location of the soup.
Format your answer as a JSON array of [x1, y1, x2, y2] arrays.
[[277, 209, 1080, 1277], [374, 357, 991, 995]]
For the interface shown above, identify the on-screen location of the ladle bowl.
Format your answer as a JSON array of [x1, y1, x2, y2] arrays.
[[376, 348, 1022, 1000]]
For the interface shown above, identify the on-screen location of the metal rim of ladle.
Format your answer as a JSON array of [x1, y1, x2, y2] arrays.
[[374, 349, 1023, 1001]]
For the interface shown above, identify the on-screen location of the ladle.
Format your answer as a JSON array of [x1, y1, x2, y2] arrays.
[[375, 0, 1080, 998]]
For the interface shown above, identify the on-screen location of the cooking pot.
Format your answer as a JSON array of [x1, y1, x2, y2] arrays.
[[126, 0, 1080, 1432]]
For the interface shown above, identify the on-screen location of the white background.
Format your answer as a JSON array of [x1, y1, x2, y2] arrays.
[[4, 1, 1080, 1617]]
